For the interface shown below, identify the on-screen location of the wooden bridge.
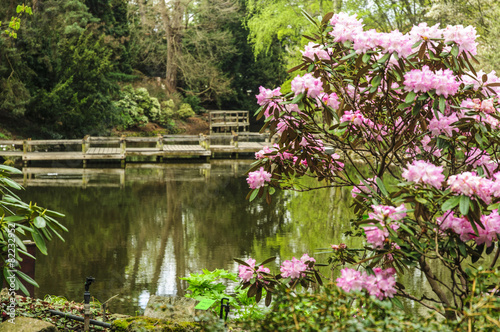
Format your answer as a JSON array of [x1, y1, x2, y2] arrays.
[[0, 133, 271, 165]]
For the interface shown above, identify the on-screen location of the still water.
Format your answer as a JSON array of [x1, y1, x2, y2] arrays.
[[14, 160, 357, 315]]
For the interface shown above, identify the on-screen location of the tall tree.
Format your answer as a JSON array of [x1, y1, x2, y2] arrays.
[[128, 0, 239, 102]]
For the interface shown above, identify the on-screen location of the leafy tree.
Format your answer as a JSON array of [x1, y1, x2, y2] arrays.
[[248, 10, 500, 321], [128, 0, 239, 104], [27, 29, 118, 138]]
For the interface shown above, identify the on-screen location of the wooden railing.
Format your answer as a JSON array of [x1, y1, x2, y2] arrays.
[[209, 110, 249, 133]]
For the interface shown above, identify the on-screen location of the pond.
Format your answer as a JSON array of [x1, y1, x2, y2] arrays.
[[13, 160, 422, 316]]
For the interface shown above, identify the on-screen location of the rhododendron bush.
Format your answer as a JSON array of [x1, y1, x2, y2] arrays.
[[244, 11, 500, 320]]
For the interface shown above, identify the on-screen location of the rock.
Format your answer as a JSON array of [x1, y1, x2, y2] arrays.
[[144, 296, 200, 322], [111, 316, 202, 332], [0, 317, 57, 332]]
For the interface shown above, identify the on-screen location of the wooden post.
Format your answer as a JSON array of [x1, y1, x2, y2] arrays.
[[120, 135, 126, 168], [231, 131, 239, 148], [23, 140, 28, 167]]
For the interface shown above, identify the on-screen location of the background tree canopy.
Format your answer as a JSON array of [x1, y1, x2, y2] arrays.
[[0, 0, 498, 138]]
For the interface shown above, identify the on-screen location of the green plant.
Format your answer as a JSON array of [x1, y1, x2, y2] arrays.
[[176, 103, 195, 119], [238, 284, 449, 332], [0, 165, 66, 297], [180, 269, 266, 320], [182, 95, 203, 114]]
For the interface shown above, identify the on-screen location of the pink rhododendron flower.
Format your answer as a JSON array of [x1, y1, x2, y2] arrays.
[[442, 25, 478, 55], [256, 86, 281, 106], [302, 42, 330, 60], [238, 258, 256, 283], [246, 167, 272, 189], [280, 257, 308, 279], [428, 113, 459, 137], [404, 66, 459, 97], [256, 265, 271, 281], [329, 13, 364, 43], [476, 210, 500, 247], [336, 268, 364, 293], [439, 210, 500, 247], [402, 160, 444, 189], [353, 29, 380, 54], [352, 177, 377, 198], [336, 267, 397, 299], [447, 172, 493, 204], [291, 73, 323, 99], [409, 22, 442, 42], [317, 92, 340, 109], [300, 253, 316, 264], [370, 204, 407, 222], [255, 146, 275, 160]]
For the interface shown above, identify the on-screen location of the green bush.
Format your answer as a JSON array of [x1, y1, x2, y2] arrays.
[[177, 103, 195, 119], [238, 284, 447, 332], [114, 86, 174, 128]]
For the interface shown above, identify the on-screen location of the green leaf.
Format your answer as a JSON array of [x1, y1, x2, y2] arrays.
[[33, 216, 46, 228], [0, 165, 22, 174], [405, 91, 416, 103], [291, 92, 304, 104], [16, 5, 23, 13], [268, 187, 276, 195], [459, 195, 470, 216], [362, 53, 371, 63], [451, 45, 459, 57], [475, 132, 483, 146], [375, 177, 388, 196], [377, 52, 390, 63], [390, 296, 404, 310], [439, 96, 446, 113], [31, 228, 47, 255], [340, 52, 357, 61], [259, 257, 276, 266], [442, 196, 461, 211], [458, 241, 467, 257], [249, 189, 259, 202], [15, 270, 39, 288], [371, 76, 382, 89]]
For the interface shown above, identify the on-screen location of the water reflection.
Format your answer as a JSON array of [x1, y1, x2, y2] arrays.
[[14, 161, 355, 315]]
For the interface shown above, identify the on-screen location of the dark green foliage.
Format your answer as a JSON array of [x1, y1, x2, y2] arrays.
[[218, 0, 287, 118], [26, 30, 118, 138]]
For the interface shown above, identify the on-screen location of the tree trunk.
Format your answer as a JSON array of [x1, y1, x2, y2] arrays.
[[161, 0, 188, 93]]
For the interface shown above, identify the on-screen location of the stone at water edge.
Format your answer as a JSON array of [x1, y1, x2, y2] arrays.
[[144, 295, 207, 322], [0, 317, 57, 332]]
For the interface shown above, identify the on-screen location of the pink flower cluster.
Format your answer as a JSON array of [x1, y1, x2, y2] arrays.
[[291, 73, 323, 99], [465, 148, 498, 175], [336, 267, 397, 299], [256, 86, 281, 106], [238, 258, 256, 282], [280, 254, 316, 279], [340, 110, 375, 128], [442, 25, 478, 55], [446, 171, 500, 204], [238, 258, 271, 283], [439, 210, 500, 247], [246, 167, 272, 189], [363, 204, 406, 248], [317, 92, 340, 109], [403, 66, 460, 97], [461, 70, 500, 97], [428, 113, 459, 137], [301, 42, 331, 61], [351, 177, 377, 198], [329, 14, 478, 58], [329, 12, 364, 43], [402, 160, 445, 189]]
